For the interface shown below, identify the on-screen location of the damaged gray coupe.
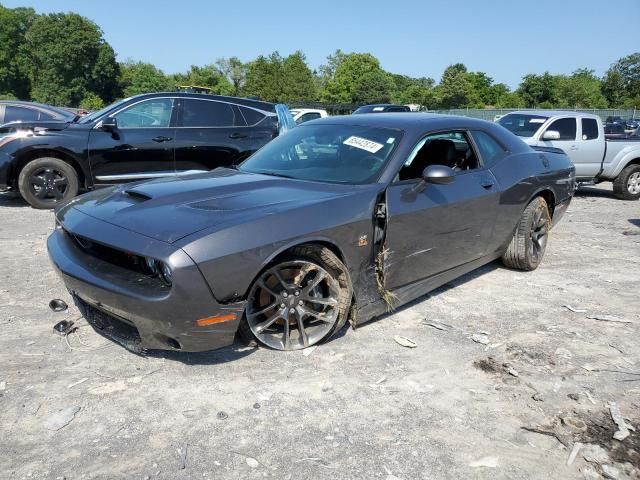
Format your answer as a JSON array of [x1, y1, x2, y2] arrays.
[[47, 114, 575, 352]]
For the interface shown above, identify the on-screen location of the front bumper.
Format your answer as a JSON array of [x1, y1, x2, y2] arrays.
[[47, 208, 244, 352]]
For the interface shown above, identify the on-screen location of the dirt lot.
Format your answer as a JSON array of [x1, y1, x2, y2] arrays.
[[1, 184, 639, 480]]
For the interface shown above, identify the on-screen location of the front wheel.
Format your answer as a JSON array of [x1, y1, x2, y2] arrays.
[[239, 247, 352, 351], [18, 157, 79, 209], [502, 197, 551, 271], [612, 164, 640, 200]]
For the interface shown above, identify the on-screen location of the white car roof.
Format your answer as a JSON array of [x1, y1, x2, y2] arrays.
[[507, 110, 600, 120]]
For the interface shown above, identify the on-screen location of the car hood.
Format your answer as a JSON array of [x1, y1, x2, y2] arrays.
[[0, 120, 71, 133], [62, 169, 362, 244]]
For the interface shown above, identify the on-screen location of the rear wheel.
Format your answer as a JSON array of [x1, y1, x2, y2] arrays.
[[18, 157, 79, 209], [613, 164, 640, 200], [239, 247, 352, 351], [502, 197, 551, 271]]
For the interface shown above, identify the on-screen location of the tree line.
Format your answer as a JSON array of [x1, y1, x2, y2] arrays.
[[1, 5, 639, 110]]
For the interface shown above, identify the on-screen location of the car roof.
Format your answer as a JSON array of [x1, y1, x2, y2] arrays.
[[126, 92, 277, 111], [506, 110, 600, 119], [0, 100, 75, 116], [305, 112, 494, 132]]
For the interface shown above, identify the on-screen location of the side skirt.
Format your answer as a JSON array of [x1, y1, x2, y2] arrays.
[[356, 252, 502, 324]]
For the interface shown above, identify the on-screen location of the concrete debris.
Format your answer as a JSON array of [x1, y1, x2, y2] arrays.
[[422, 320, 451, 331], [601, 464, 620, 480], [469, 456, 498, 468], [375, 376, 387, 385], [67, 378, 88, 389], [394, 336, 417, 348], [245, 457, 259, 468], [586, 314, 633, 324], [607, 401, 632, 441], [581, 444, 610, 465], [580, 465, 601, 480], [567, 442, 582, 466], [44, 406, 80, 431], [302, 345, 318, 357], [471, 334, 490, 345], [532, 392, 544, 402], [0, 381, 5, 391], [508, 368, 519, 377], [563, 304, 587, 313]]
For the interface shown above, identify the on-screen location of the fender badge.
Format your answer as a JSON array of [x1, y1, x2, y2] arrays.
[[358, 234, 368, 247]]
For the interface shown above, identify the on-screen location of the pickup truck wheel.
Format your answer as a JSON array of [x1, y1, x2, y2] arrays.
[[18, 157, 79, 209], [613, 164, 640, 200], [239, 246, 352, 351], [502, 197, 551, 271]]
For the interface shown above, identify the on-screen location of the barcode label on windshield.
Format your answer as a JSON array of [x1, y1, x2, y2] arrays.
[[343, 136, 384, 153]]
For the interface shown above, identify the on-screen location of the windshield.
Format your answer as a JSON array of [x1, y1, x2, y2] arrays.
[[239, 124, 401, 184], [498, 114, 549, 137], [78, 97, 133, 124]]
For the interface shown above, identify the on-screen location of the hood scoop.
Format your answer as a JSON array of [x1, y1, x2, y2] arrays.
[[123, 189, 152, 202]]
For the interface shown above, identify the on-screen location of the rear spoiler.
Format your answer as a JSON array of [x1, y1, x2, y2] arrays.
[[275, 104, 296, 134], [531, 145, 566, 155]]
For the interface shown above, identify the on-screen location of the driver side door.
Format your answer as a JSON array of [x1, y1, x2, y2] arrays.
[[383, 130, 500, 290], [88, 97, 177, 185]]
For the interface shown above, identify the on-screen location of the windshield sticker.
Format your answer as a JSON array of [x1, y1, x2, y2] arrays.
[[386, 137, 395, 144], [343, 136, 384, 153], [529, 118, 546, 123]]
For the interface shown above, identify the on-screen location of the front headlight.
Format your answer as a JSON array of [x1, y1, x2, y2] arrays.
[[144, 257, 172, 286]]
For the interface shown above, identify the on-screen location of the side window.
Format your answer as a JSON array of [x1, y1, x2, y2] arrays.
[[5, 106, 40, 122], [296, 112, 321, 124], [470, 130, 506, 168], [581, 118, 599, 140], [182, 99, 238, 127], [545, 118, 576, 141], [397, 131, 479, 181], [239, 106, 266, 125], [115, 99, 174, 128]]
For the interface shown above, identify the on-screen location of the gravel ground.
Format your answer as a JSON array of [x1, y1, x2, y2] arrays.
[[0, 184, 639, 480]]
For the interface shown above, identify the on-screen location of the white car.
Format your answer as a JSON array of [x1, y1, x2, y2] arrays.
[[289, 108, 328, 124]]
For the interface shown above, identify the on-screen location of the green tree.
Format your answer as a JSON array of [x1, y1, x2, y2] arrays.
[[119, 60, 171, 97], [517, 72, 559, 107], [0, 5, 36, 99], [172, 64, 233, 94], [322, 53, 391, 103], [23, 12, 119, 106], [602, 53, 640, 106], [281, 51, 317, 102], [216, 57, 247, 96], [242, 52, 284, 102], [435, 63, 472, 108], [557, 69, 607, 108], [79, 91, 104, 110]]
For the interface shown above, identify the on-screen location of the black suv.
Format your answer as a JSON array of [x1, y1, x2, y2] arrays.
[[0, 93, 294, 208]]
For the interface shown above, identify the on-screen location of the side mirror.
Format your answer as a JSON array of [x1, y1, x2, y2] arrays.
[[542, 130, 560, 141], [422, 164, 456, 185], [98, 117, 118, 132]]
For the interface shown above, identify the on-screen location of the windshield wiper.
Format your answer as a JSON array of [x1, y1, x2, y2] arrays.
[[247, 170, 297, 180]]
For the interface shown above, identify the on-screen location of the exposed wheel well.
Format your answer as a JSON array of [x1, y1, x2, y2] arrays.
[[271, 241, 346, 266], [622, 158, 640, 169], [13, 150, 85, 189], [536, 189, 555, 218]]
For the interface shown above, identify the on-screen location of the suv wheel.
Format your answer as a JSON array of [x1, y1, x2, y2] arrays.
[[18, 157, 79, 209]]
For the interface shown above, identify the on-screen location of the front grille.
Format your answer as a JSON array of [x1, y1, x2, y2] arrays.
[[74, 296, 144, 354], [65, 230, 153, 276]]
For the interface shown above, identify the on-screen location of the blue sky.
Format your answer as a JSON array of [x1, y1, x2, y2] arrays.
[[4, 0, 639, 88]]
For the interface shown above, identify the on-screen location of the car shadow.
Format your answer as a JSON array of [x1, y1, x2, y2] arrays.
[[357, 260, 501, 328], [0, 191, 29, 207], [574, 186, 617, 199], [144, 341, 257, 365]]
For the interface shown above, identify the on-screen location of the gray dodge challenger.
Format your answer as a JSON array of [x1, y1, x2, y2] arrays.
[[47, 114, 575, 353]]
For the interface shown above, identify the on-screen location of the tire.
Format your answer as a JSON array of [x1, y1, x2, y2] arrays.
[[502, 196, 551, 271], [18, 157, 79, 209], [612, 164, 640, 200], [238, 246, 353, 350]]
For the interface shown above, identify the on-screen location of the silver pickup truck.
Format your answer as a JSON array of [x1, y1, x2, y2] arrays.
[[498, 111, 640, 200]]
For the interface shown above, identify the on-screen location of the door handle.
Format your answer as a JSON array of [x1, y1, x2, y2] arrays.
[[481, 181, 494, 189], [570, 144, 578, 150], [229, 132, 248, 139], [152, 136, 173, 143]]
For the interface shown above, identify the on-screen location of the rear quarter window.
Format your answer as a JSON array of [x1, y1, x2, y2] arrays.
[[581, 118, 599, 140], [239, 106, 266, 126], [471, 130, 506, 168]]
